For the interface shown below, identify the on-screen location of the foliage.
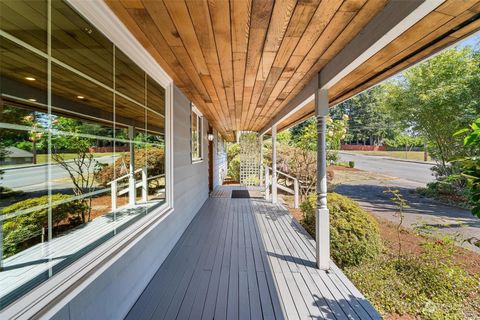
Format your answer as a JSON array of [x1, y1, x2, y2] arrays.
[[290, 115, 348, 163], [227, 143, 241, 182], [348, 161, 355, 168], [1, 194, 86, 256], [453, 117, 480, 217], [300, 193, 381, 268], [383, 133, 424, 149], [332, 86, 400, 145], [52, 139, 98, 224], [381, 47, 480, 170], [384, 189, 410, 258], [346, 238, 479, 319], [95, 147, 165, 187], [228, 156, 241, 182]]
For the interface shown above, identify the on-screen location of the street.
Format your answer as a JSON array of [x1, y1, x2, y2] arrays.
[[339, 152, 435, 185], [0, 155, 115, 193], [337, 152, 480, 252]]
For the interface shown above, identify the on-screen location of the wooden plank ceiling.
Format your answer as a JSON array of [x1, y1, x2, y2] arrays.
[[107, 0, 480, 140]]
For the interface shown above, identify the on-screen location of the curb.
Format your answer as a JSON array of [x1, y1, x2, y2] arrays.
[[339, 151, 435, 165]]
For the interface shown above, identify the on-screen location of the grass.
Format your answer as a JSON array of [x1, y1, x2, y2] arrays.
[[343, 150, 431, 161]]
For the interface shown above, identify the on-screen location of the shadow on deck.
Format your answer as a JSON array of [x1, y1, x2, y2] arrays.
[[126, 186, 381, 320]]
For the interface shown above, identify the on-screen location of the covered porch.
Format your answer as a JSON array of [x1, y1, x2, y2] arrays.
[[126, 186, 380, 320]]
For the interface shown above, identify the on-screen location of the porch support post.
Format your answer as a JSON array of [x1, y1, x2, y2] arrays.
[[271, 125, 278, 204], [259, 134, 264, 186], [316, 88, 330, 270], [128, 126, 136, 206]]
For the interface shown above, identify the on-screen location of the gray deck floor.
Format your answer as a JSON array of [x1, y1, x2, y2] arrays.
[[126, 186, 381, 320]]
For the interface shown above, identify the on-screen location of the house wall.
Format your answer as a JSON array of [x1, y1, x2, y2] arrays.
[[50, 85, 209, 320], [213, 130, 227, 189]]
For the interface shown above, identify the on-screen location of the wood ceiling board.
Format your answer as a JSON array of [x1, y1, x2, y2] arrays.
[[329, 3, 480, 104], [231, 0, 251, 130], [107, 0, 479, 140], [246, 0, 321, 130], [241, 0, 274, 130]]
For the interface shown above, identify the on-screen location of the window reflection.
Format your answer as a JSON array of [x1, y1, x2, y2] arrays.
[[0, 1, 47, 53], [0, 0, 167, 310], [51, 1, 113, 86]]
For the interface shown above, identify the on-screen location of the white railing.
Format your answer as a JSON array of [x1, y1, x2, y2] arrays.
[[263, 165, 299, 208]]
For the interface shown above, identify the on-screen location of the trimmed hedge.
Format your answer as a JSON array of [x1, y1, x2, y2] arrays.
[[300, 192, 381, 268], [1, 194, 85, 256], [95, 147, 164, 187]]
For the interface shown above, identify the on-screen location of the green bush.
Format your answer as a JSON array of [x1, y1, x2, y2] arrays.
[[1, 194, 86, 256], [95, 147, 164, 187], [228, 155, 240, 182], [346, 240, 479, 319], [348, 161, 355, 168], [300, 193, 381, 268]]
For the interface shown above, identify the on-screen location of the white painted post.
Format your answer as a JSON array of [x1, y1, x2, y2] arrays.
[[316, 88, 330, 270], [142, 166, 148, 202], [111, 180, 117, 211], [294, 179, 299, 209], [271, 125, 278, 204], [265, 166, 270, 201], [259, 134, 264, 186], [128, 126, 136, 206]]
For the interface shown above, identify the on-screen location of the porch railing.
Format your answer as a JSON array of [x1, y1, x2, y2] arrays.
[[264, 165, 299, 208]]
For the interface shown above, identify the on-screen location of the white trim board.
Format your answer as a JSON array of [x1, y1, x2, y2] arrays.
[[67, 0, 172, 89]]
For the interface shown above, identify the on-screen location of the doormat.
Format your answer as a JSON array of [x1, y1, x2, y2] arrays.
[[231, 190, 263, 199], [231, 190, 251, 198]]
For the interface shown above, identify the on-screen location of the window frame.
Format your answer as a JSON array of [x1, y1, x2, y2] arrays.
[[191, 104, 203, 163], [0, 1, 174, 318]]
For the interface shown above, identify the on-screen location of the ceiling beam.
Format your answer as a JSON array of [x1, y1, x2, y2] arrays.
[[259, 0, 444, 134]]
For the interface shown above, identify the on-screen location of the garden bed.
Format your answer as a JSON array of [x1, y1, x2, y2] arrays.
[[286, 196, 480, 320]]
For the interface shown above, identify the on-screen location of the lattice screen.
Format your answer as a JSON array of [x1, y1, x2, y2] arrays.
[[239, 132, 260, 186]]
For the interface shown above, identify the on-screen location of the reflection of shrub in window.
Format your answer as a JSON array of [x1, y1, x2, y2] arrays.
[[1, 194, 86, 257]]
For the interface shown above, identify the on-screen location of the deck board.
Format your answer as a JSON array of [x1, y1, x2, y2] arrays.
[[126, 187, 381, 320]]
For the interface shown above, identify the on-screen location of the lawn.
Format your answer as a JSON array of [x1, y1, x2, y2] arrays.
[[343, 150, 432, 161]]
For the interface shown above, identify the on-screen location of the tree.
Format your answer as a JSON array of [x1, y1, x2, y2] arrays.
[[332, 87, 399, 145], [291, 115, 348, 162], [381, 47, 480, 174], [454, 118, 480, 218], [51, 117, 99, 223]]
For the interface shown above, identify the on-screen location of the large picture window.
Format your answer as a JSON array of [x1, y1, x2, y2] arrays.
[[0, 0, 167, 310], [191, 105, 203, 162]]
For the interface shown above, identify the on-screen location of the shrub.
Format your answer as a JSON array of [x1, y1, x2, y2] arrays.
[[95, 147, 164, 186], [346, 240, 479, 319], [348, 161, 355, 168], [228, 155, 240, 182], [1, 194, 86, 256], [300, 193, 381, 268]]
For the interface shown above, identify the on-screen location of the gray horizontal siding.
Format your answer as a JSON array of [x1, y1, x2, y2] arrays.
[[48, 85, 209, 320]]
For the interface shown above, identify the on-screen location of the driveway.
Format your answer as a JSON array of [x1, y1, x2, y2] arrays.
[[336, 152, 480, 252]]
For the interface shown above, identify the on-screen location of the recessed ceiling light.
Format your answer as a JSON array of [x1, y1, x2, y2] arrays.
[[25, 76, 36, 81], [77, 95, 85, 99], [28, 98, 37, 102]]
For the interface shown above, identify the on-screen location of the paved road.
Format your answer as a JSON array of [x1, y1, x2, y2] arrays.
[[339, 152, 435, 185], [336, 152, 480, 252], [1, 156, 115, 193]]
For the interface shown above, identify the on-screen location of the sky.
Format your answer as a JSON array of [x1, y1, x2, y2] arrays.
[[454, 32, 480, 49]]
